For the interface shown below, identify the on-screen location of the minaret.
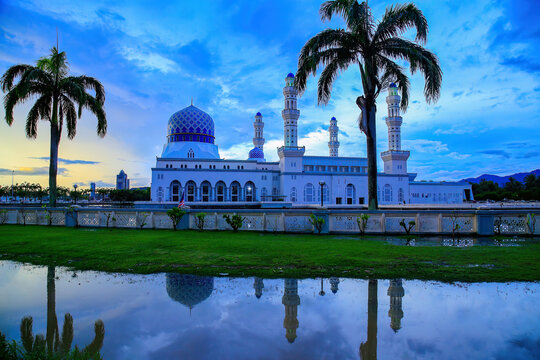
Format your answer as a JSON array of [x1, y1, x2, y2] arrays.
[[381, 83, 409, 175], [330, 277, 340, 294], [253, 112, 265, 151], [282, 73, 300, 148], [282, 279, 300, 343], [253, 277, 264, 299], [387, 279, 404, 333], [328, 117, 339, 157]]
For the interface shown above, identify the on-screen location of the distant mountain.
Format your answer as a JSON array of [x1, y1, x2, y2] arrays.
[[462, 169, 540, 186]]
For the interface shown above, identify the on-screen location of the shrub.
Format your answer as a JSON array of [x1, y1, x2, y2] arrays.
[[139, 212, 150, 230], [309, 214, 325, 234], [527, 213, 536, 234], [103, 212, 115, 228], [42, 205, 51, 226], [356, 214, 370, 235], [399, 219, 416, 235], [195, 213, 206, 231], [166, 208, 186, 231], [0, 210, 7, 225], [223, 214, 245, 232]]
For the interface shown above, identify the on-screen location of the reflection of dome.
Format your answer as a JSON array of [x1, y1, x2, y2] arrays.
[[167, 105, 215, 144], [248, 147, 264, 159], [256, 112, 262, 116], [287, 72, 294, 78], [389, 82, 397, 88], [166, 274, 214, 308]]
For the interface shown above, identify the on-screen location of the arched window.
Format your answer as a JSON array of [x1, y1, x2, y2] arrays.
[[188, 148, 194, 158], [346, 184, 355, 205], [317, 183, 329, 203], [384, 184, 392, 202], [290, 187, 297, 202], [186, 181, 196, 202], [398, 188, 404, 203], [216, 181, 226, 202], [230, 181, 241, 202], [245, 181, 255, 202], [261, 187, 268, 201], [170, 180, 181, 202], [201, 181, 211, 202], [304, 183, 314, 203]]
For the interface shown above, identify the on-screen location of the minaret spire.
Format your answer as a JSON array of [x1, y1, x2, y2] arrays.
[[282, 73, 300, 148], [328, 116, 339, 157], [253, 112, 265, 151], [381, 83, 410, 175]]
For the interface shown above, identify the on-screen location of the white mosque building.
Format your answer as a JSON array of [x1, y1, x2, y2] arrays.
[[150, 73, 472, 206]]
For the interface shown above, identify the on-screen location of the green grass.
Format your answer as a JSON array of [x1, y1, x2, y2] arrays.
[[0, 225, 539, 282]]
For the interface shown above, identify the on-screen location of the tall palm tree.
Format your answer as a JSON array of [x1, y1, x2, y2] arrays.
[[1, 46, 106, 206], [295, 0, 442, 209]]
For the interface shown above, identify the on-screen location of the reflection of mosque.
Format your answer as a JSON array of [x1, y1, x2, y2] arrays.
[[163, 274, 405, 352], [166, 274, 214, 311]]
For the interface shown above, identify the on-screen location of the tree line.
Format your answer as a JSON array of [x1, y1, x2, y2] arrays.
[[0, 183, 150, 203], [472, 174, 540, 201]]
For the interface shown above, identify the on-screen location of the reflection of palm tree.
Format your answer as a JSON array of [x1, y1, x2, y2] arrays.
[[359, 279, 377, 360], [19, 266, 104, 357]]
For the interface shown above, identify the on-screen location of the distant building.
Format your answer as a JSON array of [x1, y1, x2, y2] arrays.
[[90, 182, 96, 199], [116, 170, 130, 190]]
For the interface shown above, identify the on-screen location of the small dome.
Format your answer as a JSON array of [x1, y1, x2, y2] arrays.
[[389, 82, 397, 88], [256, 112, 262, 116], [287, 72, 295, 78], [248, 147, 264, 159], [331, 116, 336, 120], [166, 274, 214, 308], [167, 105, 215, 144]]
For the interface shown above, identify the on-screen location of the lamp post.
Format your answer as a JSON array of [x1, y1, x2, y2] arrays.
[[319, 278, 325, 296], [73, 184, 78, 205], [319, 181, 326, 207], [11, 170, 14, 202]]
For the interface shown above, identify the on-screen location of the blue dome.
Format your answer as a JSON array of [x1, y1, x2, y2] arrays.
[[248, 147, 264, 159], [167, 105, 215, 144], [166, 274, 214, 309], [331, 116, 336, 120], [389, 82, 397, 88], [287, 72, 294, 78], [256, 112, 262, 116]]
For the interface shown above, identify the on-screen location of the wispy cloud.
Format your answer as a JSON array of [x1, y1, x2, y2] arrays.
[[0, 167, 68, 176], [119, 47, 178, 73], [30, 157, 100, 165]]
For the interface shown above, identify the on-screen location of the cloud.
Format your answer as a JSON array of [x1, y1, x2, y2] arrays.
[[448, 152, 471, 160], [120, 47, 178, 73], [402, 139, 449, 153], [30, 157, 100, 165], [0, 167, 68, 176], [515, 151, 539, 159], [501, 56, 540, 74], [479, 150, 511, 158]]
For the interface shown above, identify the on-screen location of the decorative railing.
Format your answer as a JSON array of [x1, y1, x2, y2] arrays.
[[0, 207, 538, 236]]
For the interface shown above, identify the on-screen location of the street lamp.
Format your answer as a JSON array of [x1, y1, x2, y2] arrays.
[[11, 170, 14, 201], [319, 278, 325, 296], [319, 181, 326, 207], [73, 184, 78, 204]]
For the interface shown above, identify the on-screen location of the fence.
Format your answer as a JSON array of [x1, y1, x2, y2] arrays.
[[1, 207, 538, 236]]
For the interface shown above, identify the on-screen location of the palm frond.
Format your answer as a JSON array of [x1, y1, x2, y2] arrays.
[[26, 95, 52, 138], [373, 3, 428, 44], [0, 64, 33, 92], [317, 49, 357, 104], [82, 95, 107, 137], [377, 55, 410, 110], [37, 47, 69, 78], [4, 82, 52, 125], [320, 0, 373, 37], [379, 37, 442, 103], [60, 95, 77, 140], [75, 76, 106, 105]]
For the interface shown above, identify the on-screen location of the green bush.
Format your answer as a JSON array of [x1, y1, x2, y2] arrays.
[[166, 208, 186, 231], [195, 213, 206, 231], [309, 214, 325, 234], [399, 219, 416, 235], [223, 214, 245, 232], [356, 214, 370, 235]]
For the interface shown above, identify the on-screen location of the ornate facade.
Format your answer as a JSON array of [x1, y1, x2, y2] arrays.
[[150, 74, 472, 205]]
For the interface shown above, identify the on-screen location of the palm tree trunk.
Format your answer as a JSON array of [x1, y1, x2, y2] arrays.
[[48, 99, 60, 207], [46, 266, 58, 355], [366, 106, 378, 210]]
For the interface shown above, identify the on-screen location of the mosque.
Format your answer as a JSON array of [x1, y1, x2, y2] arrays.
[[150, 73, 472, 205]]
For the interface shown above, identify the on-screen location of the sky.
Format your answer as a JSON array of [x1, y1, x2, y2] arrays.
[[0, 0, 539, 188]]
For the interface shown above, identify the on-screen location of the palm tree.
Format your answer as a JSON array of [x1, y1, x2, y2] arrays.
[[1, 47, 106, 206], [295, 0, 442, 209]]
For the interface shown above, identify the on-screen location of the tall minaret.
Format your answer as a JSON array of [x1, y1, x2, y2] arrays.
[[253, 277, 264, 299], [282, 279, 300, 343], [387, 279, 404, 333], [282, 73, 300, 148], [381, 83, 410, 175], [253, 112, 265, 151], [328, 117, 339, 157]]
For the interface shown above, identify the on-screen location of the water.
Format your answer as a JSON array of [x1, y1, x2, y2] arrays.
[[0, 261, 538, 360]]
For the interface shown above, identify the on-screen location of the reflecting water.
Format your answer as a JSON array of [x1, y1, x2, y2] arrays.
[[0, 261, 538, 359]]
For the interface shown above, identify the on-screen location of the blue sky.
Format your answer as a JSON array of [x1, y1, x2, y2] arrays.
[[0, 0, 539, 187]]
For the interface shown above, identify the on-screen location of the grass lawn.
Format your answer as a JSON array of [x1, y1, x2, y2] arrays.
[[0, 225, 539, 282]]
